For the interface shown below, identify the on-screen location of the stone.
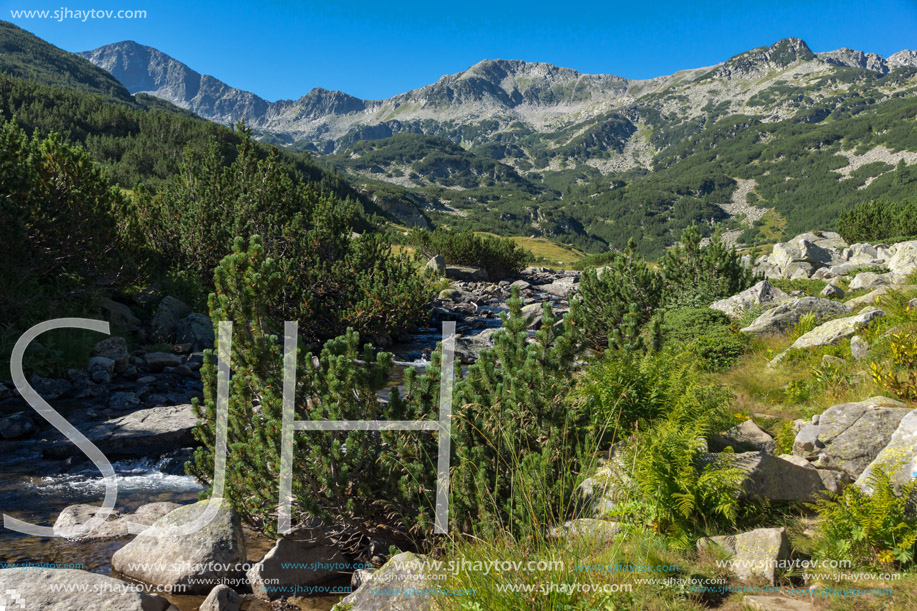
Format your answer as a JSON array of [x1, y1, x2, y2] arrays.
[[698, 527, 790, 584], [793, 397, 909, 479], [547, 518, 621, 543], [539, 276, 577, 297], [88, 356, 116, 384], [109, 392, 141, 411], [102, 298, 142, 331], [856, 409, 917, 494], [145, 352, 183, 372], [199, 584, 242, 611], [710, 280, 789, 319], [42, 404, 198, 459], [352, 568, 375, 589], [575, 450, 633, 519], [740, 297, 851, 336], [820, 283, 844, 299], [909, 298, 917, 311], [0, 568, 174, 610], [709, 420, 776, 453], [333, 552, 434, 611], [742, 595, 816, 611], [849, 271, 898, 291], [725, 452, 825, 502], [151, 296, 191, 342], [174, 313, 215, 351], [520, 302, 544, 328], [94, 337, 130, 372], [53, 502, 179, 540], [845, 287, 891, 309], [776, 455, 852, 495], [27, 375, 73, 400], [885, 240, 917, 276], [771, 307, 885, 363], [246, 528, 349, 600], [510, 279, 531, 291], [850, 335, 869, 361], [445, 265, 489, 282], [437, 288, 462, 300], [0, 412, 35, 439], [112, 499, 246, 594], [424, 255, 445, 275]]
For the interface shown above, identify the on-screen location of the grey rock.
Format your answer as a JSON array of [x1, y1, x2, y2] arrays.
[[793, 397, 909, 479], [199, 584, 241, 611], [145, 352, 183, 371], [742, 594, 816, 611], [112, 499, 246, 594], [710, 420, 776, 453], [27, 375, 72, 400], [88, 356, 116, 384], [94, 337, 130, 372], [856, 409, 917, 494], [850, 335, 869, 361], [424, 255, 445, 275], [885, 241, 917, 276], [510, 279, 531, 291], [726, 452, 825, 502], [740, 297, 851, 336], [698, 527, 790, 584], [771, 307, 885, 363], [109, 391, 141, 411], [174, 313, 215, 351], [333, 552, 433, 611], [845, 287, 891, 310], [0, 412, 35, 439], [548, 518, 621, 543], [352, 568, 375, 589], [910, 298, 917, 311], [53, 502, 179, 540], [710, 281, 789, 320], [102, 298, 141, 331], [849, 271, 896, 291], [0, 568, 174, 610], [437, 288, 462, 300], [445, 265, 489, 282], [820, 283, 844, 299], [151, 296, 191, 342], [246, 528, 349, 600], [43, 404, 197, 459]]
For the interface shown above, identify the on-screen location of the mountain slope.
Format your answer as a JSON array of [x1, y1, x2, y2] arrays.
[[0, 21, 132, 102]]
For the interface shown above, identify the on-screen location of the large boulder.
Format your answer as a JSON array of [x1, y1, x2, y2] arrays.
[[710, 280, 789, 320], [771, 307, 885, 364], [42, 404, 197, 459], [855, 409, 917, 494], [740, 297, 851, 336], [111, 499, 246, 594], [723, 452, 825, 502], [246, 528, 349, 601], [102, 299, 142, 331], [28, 375, 72, 400], [151, 296, 191, 342], [94, 337, 130, 372], [53, 502, 180, 540], [174, 314, 215, 351], [145, 352, 183, 372], [793, 397, 910, 479], [849, 271, 900, 291], [885, 240, 917, 276], [709, 420, 776, 453], [698, 527, 790, 584], [0, 568, 174, 610], [0, 412, 35, 440], [445, 265, 489, 282], [333, 552, 434, 611], [424, 255, 445, 275]]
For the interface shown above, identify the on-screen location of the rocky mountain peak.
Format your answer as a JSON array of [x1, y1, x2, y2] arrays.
[[888, 49, 917, 69], [817, 48, 889, 74]]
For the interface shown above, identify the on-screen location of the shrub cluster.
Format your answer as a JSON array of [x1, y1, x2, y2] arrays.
[[836, 199, 917, 243], [409, 227, 530, 280]]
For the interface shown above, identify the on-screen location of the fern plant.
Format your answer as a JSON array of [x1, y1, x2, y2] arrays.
[[814, 467, 917, 568]]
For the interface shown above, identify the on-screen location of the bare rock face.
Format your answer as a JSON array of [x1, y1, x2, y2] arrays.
[[0, 568, 175, 610], [793, 397, 910, 479], [856, 409, 917, 494], [111, 499, 246, 594]]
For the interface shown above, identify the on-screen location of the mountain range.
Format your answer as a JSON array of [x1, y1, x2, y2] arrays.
[[2, 19, 917, 257]]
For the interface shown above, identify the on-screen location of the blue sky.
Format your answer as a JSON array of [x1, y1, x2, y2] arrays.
[[5, 0, 917, 101]]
